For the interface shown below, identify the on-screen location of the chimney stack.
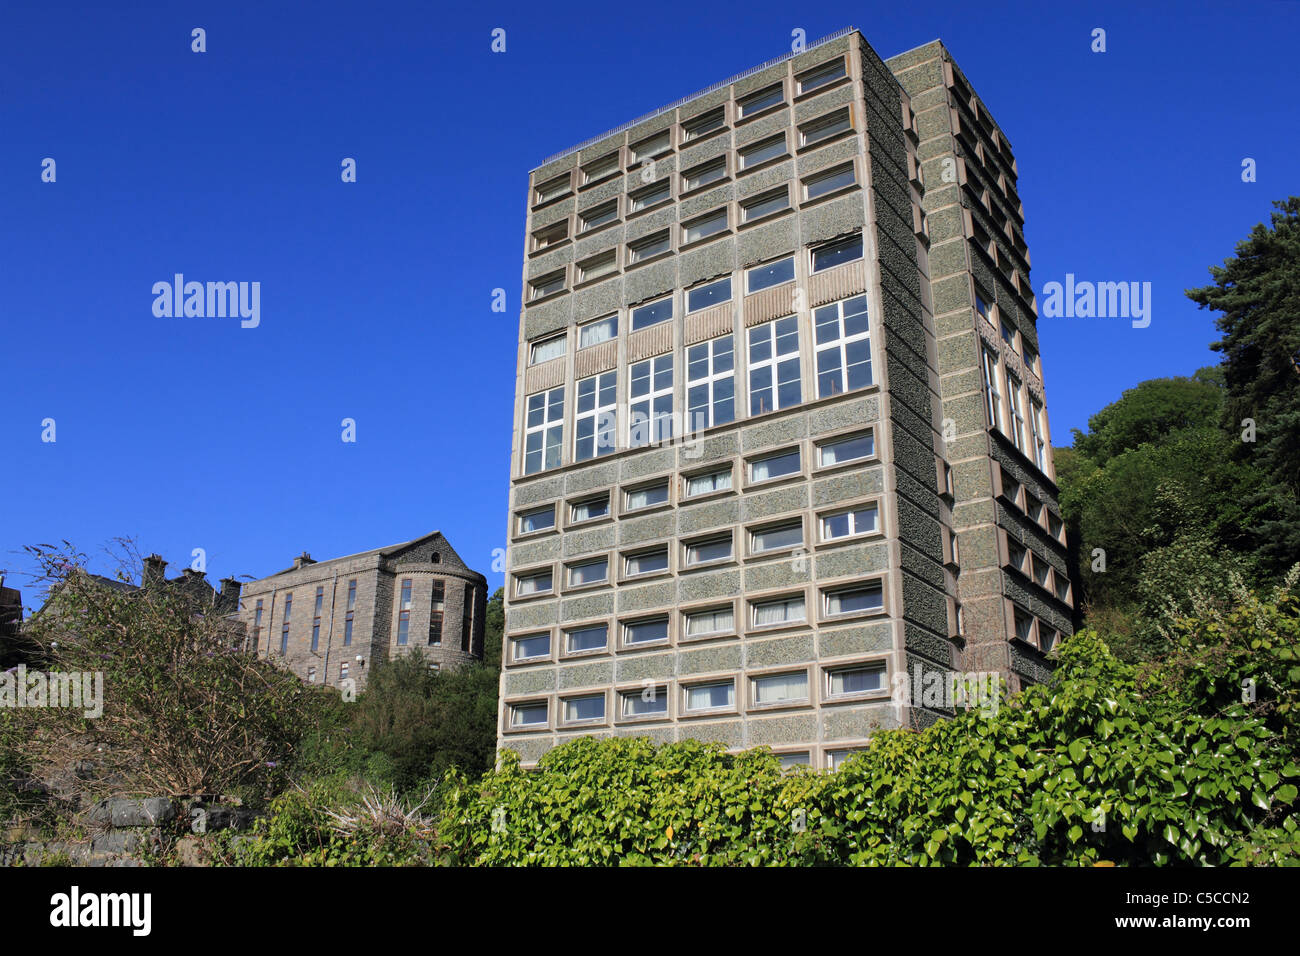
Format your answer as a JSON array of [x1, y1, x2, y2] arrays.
[[143, 554, 167, 587], [292, 552, 315, 570]]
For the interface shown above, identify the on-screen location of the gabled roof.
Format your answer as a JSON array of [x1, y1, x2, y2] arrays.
[[260, 531, 481, 580]]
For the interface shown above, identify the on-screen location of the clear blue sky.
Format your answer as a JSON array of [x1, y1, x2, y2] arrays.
[[2, 0, 1296, 599]]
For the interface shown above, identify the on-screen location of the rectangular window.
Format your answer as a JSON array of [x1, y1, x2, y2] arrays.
[[1013, 606, 1035, 643], [631, 130, 671, 162], [1006, 371, 1027, 451], [1031, 554, 1051, 588], [579, 315, 618, 349], [253, 599, 263, 648], [974, 289, 992, 321], [683, 108, 725, 141], [629, 354, 673, 447], [625, 481, 669, 511], [686, 335, 735, 430], [580, 200, 618, 231], [814, 294, 872, 397], [823, 582, 884, 617], [821, 504, 879, 541], [280, 594, 292, 654], [535, 175, 569, 204], [1000, 318, 1017, 350], [817, 431, 874, 466], [745, 256, 794, 293], [982, 348, 1003, 431], [748, 316, 801, 414], [1024, 344, 1039, 375], [739, 84, 783, 117], [738, 134, 787, 169], [532, 221, 567, 251], [622, 687, 668, 717], [779, 752, 810, 770], [582, 153, 619, 184], [511, 701, 548, 727], [685, 535, 732, 567], [518, 505, 556, 534], [684, 680, 734, 712], [751, 520, 803, 554], [1054, 574, 1071, 603], [512, 632, 550, 661], [741, 188, 789, 222], [749, 448, 800, 483], [630, 180, 671, 211], [572, 495, 610, 522], [685, 606, 734, 637], [396, 579, 412, 646], [575, 370, 618, 461], [428, 610, 442, 646], [826, 749, 863, 771], [625, 547, 669, 577], [683, 208, 728, 243], [340, 662, 349, 682], [578, 251, 617, 283], [530, 271, 565, 299], [752, 595, 805, 627], [1030, 399, 1047, 471], [683, 157, 726, 191], [686, 276, 731, 313], [1000, 467, 1022, 506], [753, 671, 808, 705], [568, 557, 608, 588], [515, 569, 553, 596], [529, 334, 566, 365], [799, 108, 851, 146], [803, 164, 855, 199], [311, 586, 323, 651], [1024, 492, 1044, 524], [630, 296, 673, 331], [1039, 629, 1058, 653], [565, 624, 607, 654], [810, 234, 862, 273], [629, 230, 670, 262], [1006, 538, 1028, 573], [429, 582, 445, 645], [685, 468, 732, 497], [343, 583, 354, 646], [797, 59, 846, 94], [524, 386, 564, 474], [624, 617, 669, 645], [826, 664, 885, 697]]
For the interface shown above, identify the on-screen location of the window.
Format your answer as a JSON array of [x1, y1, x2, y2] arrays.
[[1047, 510, 1064, 542], [568, 557, 608, 587], [397, 579, 412, 646], [629, 354, 673, 447], [566, 624, 607, 653], [974, 288, 993, 322], [739, 84, 784, 117], [749, 448, 800, 483], [429, 580, 445, 645], [515, 568, 553, 597], [685, 535, 732, 567], [529, 334, 566, 365], [631, 130, 671, 162], [510, 701, 548, 727], [629, 230, 670, 262], [512, 632, 550, 661], [821, 504, 879, 540], [751, 520, 803, 554], [753, 671, 808, 705], [343, 583, 355, 646], [340, 662, 349, 682], [530, 271, 565, 299], [631, 296, 672, 331], [684, 680, 734, 712], [779, 752, 811, 770], [748, 316, 801, 414], [817, 431, 874, 466], [686, 335, 735, 430], [814, 295, 872, 397], [572, 495, 610, 522], [1039, 629, 1058, 653], [532, 220, 567, 251], [624, 617, 669, 645], [518, 505, 555, 534], [253, 599, 263, 648], [799, 108, 851, 146], [797, 58, 846, 94], [583, 153, 619, 184], [630, 180, 671, 211], [803, 164, 855, 199], [685, 606, 734, 637], [1024, 344, 1039, 375], [826, 749, 863, 771], [1013, 605, 1035, 643], [1006, 539, 1028, 573], [524, 386, 564, 474], [1030, 398, 1047, 471], [683, 208, 728, 243], [745, 256, 794, 293], [280, 594, 291, 654], [741, 188, 789, 222], [810, 234, 862, 273], [575, 371, 617, 461], [1000, 467, 1022, 505], [752, 595, 805, 627], [823, 582, 883, 617], [982, 348, 1003, 430], [683, 108, 725, 140], [1031, 554, 1051, 588], [738, 135, 787, 169], [1006, 371, 1027, 452], [535, 175, 569, 204], [1054, 574, 1071, 603], [687, 276, 731, 313], [625, 481, 668, 511], [625, 547, 669, 577], [311, 586, 323, 651], [462, 583, 474, 653], [622, 687, 668, 717], [685, 468, 731, 497], [683, 157, 726, 191], [1024, 492, 1044, 524], [580, 200, 618, 231], [1000, 318, 1017, 350], [578, 250, 617, 282], [826, 664, 885, 697], [428, 607, 442, 646], [579, 315, 618, 349]]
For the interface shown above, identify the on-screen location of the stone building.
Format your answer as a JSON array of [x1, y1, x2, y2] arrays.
[[237, 532, 487, 690], [499, 28, 1072, 768]]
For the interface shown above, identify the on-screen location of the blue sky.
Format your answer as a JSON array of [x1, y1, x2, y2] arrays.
[[2, 0, 1296, 599]]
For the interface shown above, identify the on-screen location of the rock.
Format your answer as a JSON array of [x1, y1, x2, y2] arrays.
[[86, 797, 176, 827]]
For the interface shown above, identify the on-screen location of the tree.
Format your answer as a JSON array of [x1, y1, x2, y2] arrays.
[[483, 586, 504, 672], [1068, 369, 1223, 466]]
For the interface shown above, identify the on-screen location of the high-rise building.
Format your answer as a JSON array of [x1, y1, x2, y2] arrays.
[[499, 28, 1072, 769]]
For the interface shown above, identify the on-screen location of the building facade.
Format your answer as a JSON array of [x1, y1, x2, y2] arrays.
[[499, 29, 1072, 769], [238, 532, 487, 690]]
